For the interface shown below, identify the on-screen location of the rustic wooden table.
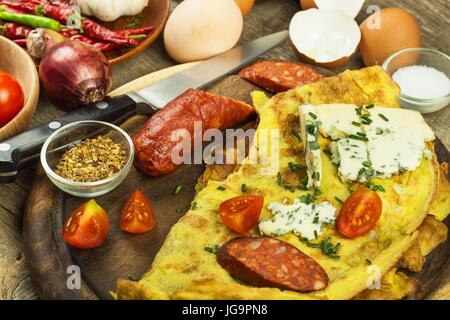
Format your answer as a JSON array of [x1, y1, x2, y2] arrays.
[[0, 0, 448, 300]]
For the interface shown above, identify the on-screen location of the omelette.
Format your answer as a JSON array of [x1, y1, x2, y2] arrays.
[[116, 66, 449, 300]]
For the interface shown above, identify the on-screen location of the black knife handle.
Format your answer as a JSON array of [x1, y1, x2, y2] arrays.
[[0, 94, 139, 183]]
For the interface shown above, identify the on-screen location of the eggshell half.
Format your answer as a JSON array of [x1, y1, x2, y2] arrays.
[[290, 9, 361, 69]]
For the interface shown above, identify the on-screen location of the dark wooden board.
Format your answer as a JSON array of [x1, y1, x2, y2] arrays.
[[23, 72, 450, 300]]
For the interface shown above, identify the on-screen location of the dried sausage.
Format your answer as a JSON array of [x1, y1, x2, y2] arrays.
[[239, 60, 324, 92], [217, 237, 329, 292], [133, 89, 255, 176]]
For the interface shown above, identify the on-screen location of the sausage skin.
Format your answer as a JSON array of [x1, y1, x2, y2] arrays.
[[217, 237, 328, 292], [239, 60, 324, 92], [133, 89, 255, 176]]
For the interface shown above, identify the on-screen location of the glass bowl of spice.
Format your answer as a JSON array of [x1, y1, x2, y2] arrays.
[[383, 48, 450, 113], [41, 121, 134, 197]]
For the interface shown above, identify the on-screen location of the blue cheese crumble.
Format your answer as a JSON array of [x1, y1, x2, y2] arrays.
[[259, 199, 336, 240]]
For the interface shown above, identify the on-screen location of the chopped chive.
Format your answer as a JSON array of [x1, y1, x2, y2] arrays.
[[309, 141, 320, 150], [366, 259, 372, 265], [289, 162, 305, 172], [300, 176, 309, 187], [335, 196, 344, 204], [348, 134, 368, 141], [191, 202, 197, 210], [356, 132, 367, 137], [312, 171, 320, 181], [362, 160, 371, 167], [330, 255, 341, 260], [204, 245, 220, 254], [277, 172, 282, 185], [365, 104, 375, 109], [314, 188, 321, 196], [173, 185, 183, 195], [323, 148, 332, 156], [241, 183, 247, 193], [308, 112, 317, 119], [378, 113, 389, 122], [291, 129, 302, 141], [361, 115, 372, 123], [128, 275, 139, 282], [217, 186, 226, 191], [314, 230, 319, 239], [352, 121, 361, 127], [176, 207, 183, 214], [306, 242, 320, 249], [355, 107, 362, 115]]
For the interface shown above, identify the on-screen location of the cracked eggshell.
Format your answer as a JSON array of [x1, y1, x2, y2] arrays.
[[164, 0, 243, 63], [289, 9, 361, 69]]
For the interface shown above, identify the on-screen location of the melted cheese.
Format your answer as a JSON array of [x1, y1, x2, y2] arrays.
[[259, 199, 336, 240]]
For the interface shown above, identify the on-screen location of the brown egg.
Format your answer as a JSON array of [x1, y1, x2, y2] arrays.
[[359, 7, 421, 67], [300, 0, 317, 10], [235, 0, 255, 17]]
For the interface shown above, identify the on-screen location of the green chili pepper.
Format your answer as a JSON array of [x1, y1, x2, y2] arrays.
[[0, 11, 63, 31]]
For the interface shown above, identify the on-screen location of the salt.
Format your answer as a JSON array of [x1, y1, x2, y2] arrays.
[[392, 65, 450, 100]]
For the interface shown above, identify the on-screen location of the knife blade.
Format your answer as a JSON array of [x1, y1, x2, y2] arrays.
[[0, 30, 288, 182]]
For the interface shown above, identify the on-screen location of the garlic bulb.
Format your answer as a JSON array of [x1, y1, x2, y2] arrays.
[[73, 0, 149, 22]]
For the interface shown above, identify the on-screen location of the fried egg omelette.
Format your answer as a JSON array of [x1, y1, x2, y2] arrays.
[[116, 66, 449, 300]]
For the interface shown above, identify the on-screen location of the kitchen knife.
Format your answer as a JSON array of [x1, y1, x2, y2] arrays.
[[0, 30, 288, 182]]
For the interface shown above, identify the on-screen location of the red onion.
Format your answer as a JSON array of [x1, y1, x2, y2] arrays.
[[39, 40, 112, 111]]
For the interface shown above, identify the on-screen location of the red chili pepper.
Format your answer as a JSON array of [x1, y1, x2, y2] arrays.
[[73, 35, 118, 52], [13, 38, 27, 46], [116, 26, 154, 36], [81, 19, 139, 46], [0, 23, 33, 39]]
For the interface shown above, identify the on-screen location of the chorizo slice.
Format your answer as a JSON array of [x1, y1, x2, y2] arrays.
[[133, 88, 255, 176], [217, 237, 328, 292], [238, 60, 324, 92]]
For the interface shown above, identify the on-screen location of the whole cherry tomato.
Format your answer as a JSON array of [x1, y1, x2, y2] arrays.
[[0, 71, 24, 127]]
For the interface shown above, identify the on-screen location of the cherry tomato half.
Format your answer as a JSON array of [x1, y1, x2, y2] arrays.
[[62, 199, 110, 249], [336, 188, 382, 239], [120, 190, 157, 234], [0, 71, 24, 127], [219, 195, 264, 234]]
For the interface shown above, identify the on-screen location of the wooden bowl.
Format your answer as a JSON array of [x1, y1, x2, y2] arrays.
[[0, 36, 39, 141], [99, 0, 171, 65]]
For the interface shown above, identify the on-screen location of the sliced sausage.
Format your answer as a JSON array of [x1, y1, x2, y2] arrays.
[[238, 60, 324, 92], [217, 237, 328, 292], [133, 88, 255, 176]]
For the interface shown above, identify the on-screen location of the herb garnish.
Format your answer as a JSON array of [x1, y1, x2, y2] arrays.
[[312, 171, 320, 181], [291, 129, 302, 141], [173, 185, 183, 195], [299, 194, 317, 205], [191, 202, 197, 210], [378, 113, 389, 122], [334, 196, 344, 204], [289, 162, 305, 172], [176, 207, 183, 214], [277, 172, 282, 185], [352, 121, 361, 127], [241, 183, 248, 193], [217, 186, 226, 191], [364, 104, 375, 109], [365, 181, 386, 192], [305, 237, 341, 259], [349, 134, 369, 142], [308, 112, 317, 119], [204, 245, 220, 254], [366, 259, 372, 265], [309, 141, 320, 150]]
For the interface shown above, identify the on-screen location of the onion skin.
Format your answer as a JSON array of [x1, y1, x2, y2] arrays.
[[39, 40, 112, 111]]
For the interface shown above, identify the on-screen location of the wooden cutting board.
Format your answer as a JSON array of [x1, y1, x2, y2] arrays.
[[23, 64, 450, 300]]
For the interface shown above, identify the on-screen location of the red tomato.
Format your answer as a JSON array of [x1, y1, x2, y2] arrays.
[[0, 71, 24, 127], [336, 188, 382, 239], [219, 195, 264, 234], [120, 190, 157, 234], [62, 199, 110, 249]]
